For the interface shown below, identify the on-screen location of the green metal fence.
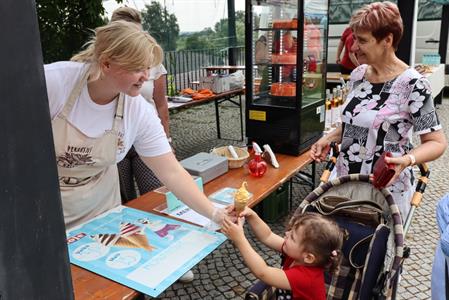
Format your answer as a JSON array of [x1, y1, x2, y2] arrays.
[[163, 46, 245, 95]]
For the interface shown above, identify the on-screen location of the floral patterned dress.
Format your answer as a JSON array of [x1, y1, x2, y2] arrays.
[[336, 64, 441, 218]]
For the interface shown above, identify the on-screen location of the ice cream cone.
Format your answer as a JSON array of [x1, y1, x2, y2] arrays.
[[234, 182, 251, 215], [126, 234, 155, 252], [234, 201, 247, 215], [91, 234, 120, 247], [113, 237, 143, 249]]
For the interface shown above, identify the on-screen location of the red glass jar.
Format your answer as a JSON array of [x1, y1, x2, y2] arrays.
[[248, 153, 267, 177]]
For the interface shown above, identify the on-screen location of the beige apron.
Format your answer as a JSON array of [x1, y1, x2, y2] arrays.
[[52, 67, 124, 229]]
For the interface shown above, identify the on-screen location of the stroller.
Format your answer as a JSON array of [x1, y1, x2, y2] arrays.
[[246, 143, 430, 300]]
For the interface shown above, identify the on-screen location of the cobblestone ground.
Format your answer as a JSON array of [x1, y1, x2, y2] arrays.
[[150, 96, 449, 300]]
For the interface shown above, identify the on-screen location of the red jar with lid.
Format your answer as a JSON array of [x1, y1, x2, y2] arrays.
[[248, 153, 267, 177]]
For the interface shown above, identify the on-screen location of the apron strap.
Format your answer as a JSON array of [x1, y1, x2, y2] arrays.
[[112, 93, 125, 132], [60, 65, 91, 119]]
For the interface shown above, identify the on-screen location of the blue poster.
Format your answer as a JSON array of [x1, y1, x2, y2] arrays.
[[67, 205, 226, 297]]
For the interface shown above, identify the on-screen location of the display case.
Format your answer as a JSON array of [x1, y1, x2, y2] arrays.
[[245, 0, 329, 155]]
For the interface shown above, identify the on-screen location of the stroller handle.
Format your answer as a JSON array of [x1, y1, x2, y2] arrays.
[[320, 145, 431, 205], [411, 163, 430, 208], [320, 142, 340, 183], [404, 162, 430, 236]]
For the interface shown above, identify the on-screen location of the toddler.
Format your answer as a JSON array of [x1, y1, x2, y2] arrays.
[[222, 210, 344, 300]]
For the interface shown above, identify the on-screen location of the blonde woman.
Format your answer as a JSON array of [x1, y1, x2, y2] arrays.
[[111, 7, 170, 137], [111, 6, 170, 201], [45, 21, 226, 231]]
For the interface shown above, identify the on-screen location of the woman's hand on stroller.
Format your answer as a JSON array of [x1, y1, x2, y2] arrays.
[[222, 216, 246, 243], [311, 137, 331, 162]]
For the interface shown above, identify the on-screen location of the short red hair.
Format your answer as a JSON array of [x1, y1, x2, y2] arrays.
[[349, 1, 403, 49]]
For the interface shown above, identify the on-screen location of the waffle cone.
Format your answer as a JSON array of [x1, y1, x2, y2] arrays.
[[126, 234, 155, 251], [113, 237, 142, 249], [234, 200, 247, 215]]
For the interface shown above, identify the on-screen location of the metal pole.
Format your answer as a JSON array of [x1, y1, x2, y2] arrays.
[[403, 206, 417, 236], [164, 0, 170, 50], [0, 0, 73, 298], [396, 0, 417, 65], [438, 5, 449, 64], [227, 0, 237, 67]]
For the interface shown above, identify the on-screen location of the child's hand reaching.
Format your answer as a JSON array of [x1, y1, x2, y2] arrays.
[[238, 207, 255, 219], [227, 205, 255, 219], [221, 217, 246, 243]]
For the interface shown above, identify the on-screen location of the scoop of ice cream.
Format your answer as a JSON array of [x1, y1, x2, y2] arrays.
[[234, 182, 250, 202]]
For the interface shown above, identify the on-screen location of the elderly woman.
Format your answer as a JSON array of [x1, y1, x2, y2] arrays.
[[311, 1, 447, 218]]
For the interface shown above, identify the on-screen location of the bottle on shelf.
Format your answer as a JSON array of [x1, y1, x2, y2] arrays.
[[337, 85, 345, 117], [331, 88, 339, 128], [341, 84, 348, 102], [324, 89, 332, 131], [339, 77, 346, 89], [336, 86, 343, 126]]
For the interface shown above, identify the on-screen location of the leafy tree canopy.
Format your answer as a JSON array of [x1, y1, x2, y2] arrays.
[[36, 0, 118, 63], [177, 10, 245, 51], [141, 2, 180, 51]]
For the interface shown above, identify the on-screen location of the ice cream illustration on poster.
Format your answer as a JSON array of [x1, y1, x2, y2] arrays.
[[66, 205, 226, 297]]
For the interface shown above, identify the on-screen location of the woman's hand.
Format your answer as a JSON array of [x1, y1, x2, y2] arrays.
[[383, 155, 412, 187], [224, 205, 239, 223], [310, 137, 331, 162], [221, 217, 245, 243], [211, 206, 229, 225]]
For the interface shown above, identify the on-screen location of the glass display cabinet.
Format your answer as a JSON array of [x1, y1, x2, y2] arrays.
[[245, 0, 329, 155]]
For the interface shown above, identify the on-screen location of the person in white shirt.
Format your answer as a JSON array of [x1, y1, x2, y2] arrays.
[[46, 21, 226, 232]]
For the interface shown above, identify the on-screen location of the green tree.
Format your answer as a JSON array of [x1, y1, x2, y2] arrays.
[[36, 0, 114, 63], [176, 10, 245, 51], [141, 2, 180, 51], [212, 10, 246, 49], [181, 28, 215, 50]]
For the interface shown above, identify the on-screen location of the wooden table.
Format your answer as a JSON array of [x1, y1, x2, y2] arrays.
[[168, 88, 245, 141], [71, 151, 313, 300]]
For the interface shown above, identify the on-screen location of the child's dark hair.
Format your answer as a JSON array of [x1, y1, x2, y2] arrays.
[[287, 212, 344, 273]]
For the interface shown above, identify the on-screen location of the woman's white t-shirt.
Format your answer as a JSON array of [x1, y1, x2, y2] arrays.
[[44, 61, 171, 161]]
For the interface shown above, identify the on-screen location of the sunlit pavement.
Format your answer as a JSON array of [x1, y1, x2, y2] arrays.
[[149, 95, 449, 299]]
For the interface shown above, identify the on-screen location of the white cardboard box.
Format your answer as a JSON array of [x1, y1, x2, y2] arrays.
[[200, 75, 230, 93]]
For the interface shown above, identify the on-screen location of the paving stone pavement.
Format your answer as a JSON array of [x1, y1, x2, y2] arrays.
[[149, 96, 449, 300]]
